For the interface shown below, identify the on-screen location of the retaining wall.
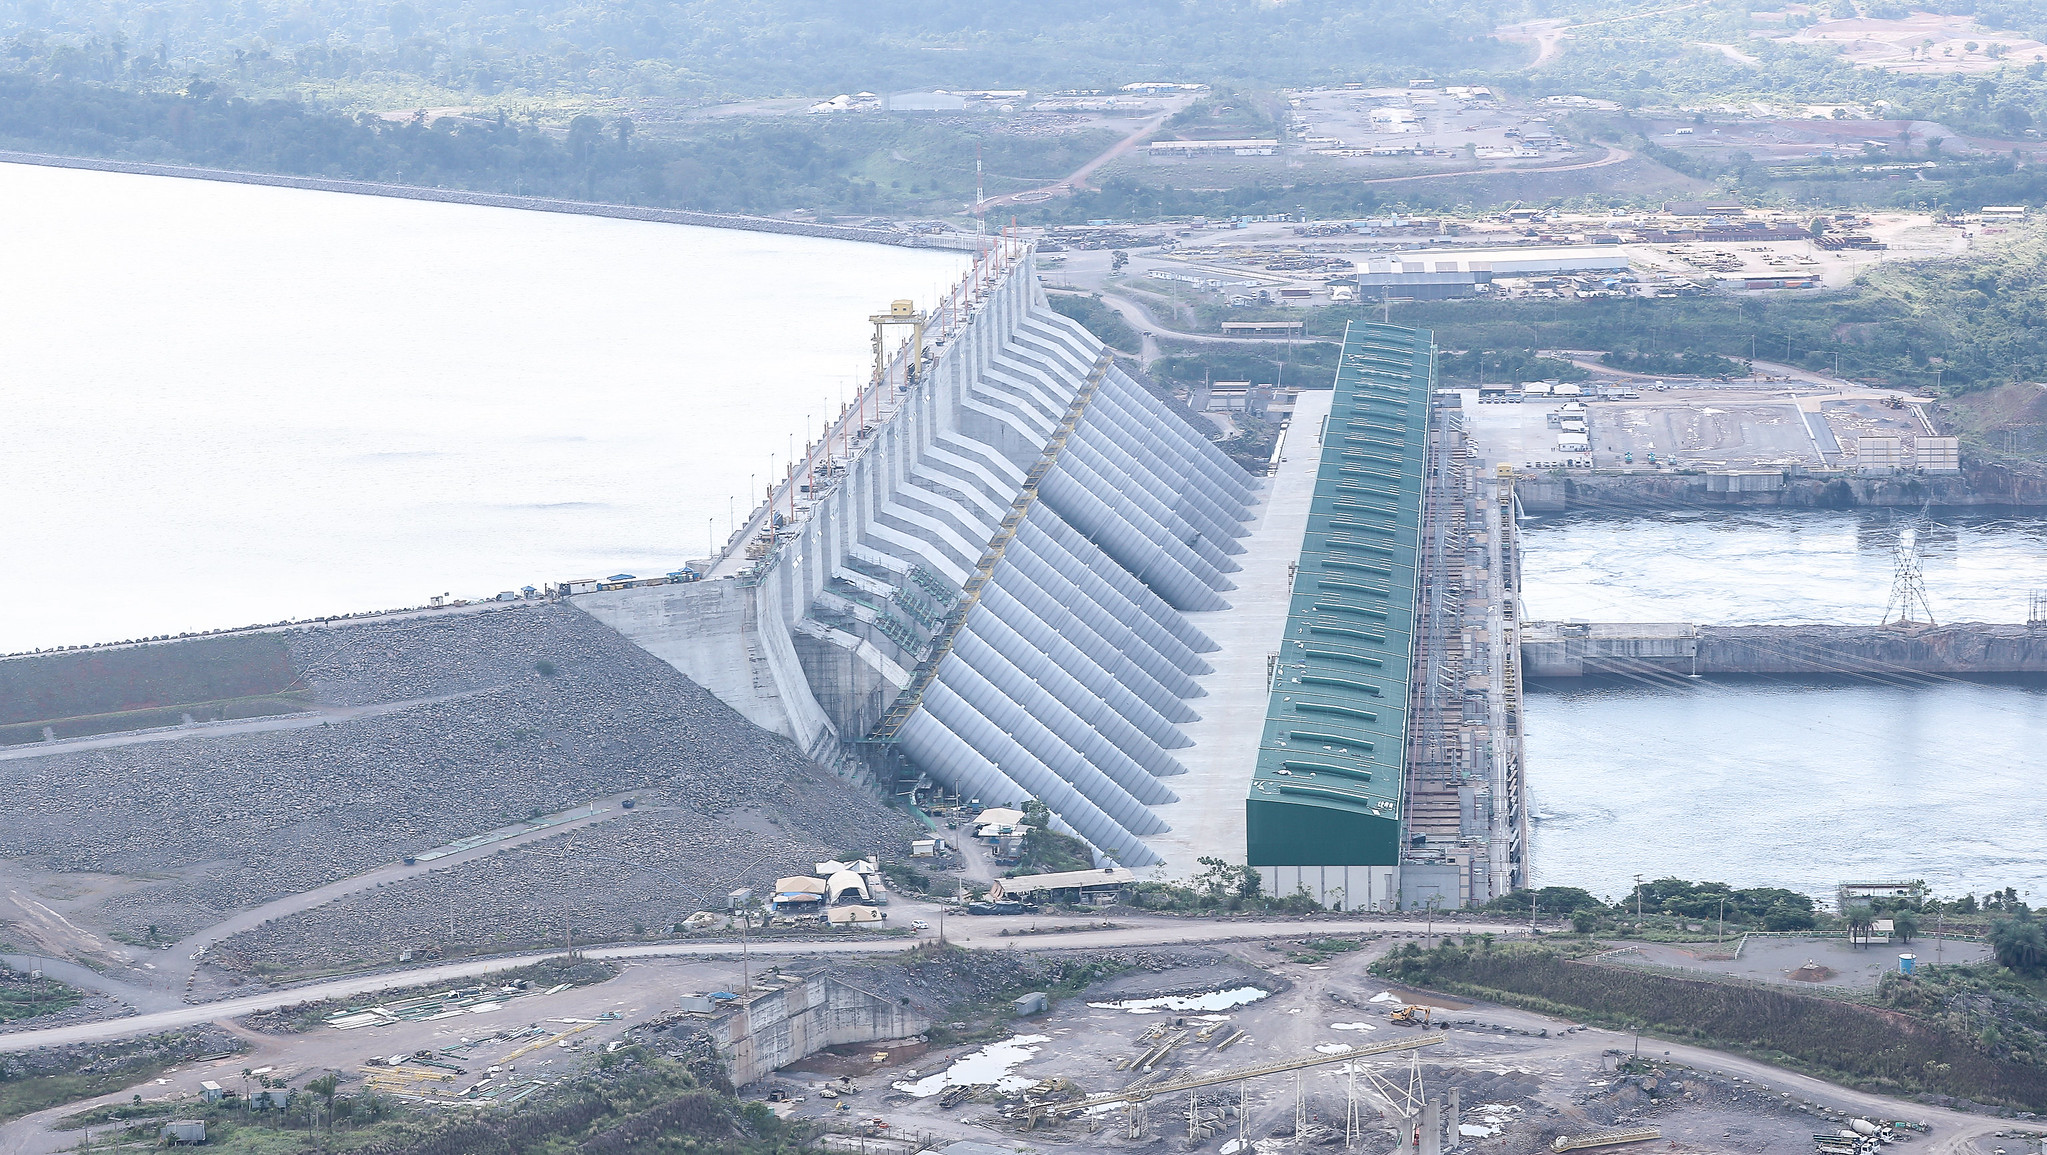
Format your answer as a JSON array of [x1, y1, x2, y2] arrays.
[[1516, 464, 2047, 513], [710, 972, 926, 1087], [1523, 621, 2047, 677]]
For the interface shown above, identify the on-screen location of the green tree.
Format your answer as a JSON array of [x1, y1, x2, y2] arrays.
[[1764, 900, 1816, 931], [1891, 908, 1919, 943], [306, 1073, 340, 1130], [1844, 904, 1877, 946], [1992, 910, 2047, 973]]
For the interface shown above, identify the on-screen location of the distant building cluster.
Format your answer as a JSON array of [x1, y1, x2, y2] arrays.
[[809, 80, 1206, 115]]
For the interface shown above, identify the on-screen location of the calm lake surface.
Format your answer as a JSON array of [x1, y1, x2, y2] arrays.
[[0, 163, 967, 652], [1520, 509, 2047, 901]]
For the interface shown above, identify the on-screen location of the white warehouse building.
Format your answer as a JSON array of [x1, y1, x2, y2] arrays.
[[1357, 246, 1629, 278]]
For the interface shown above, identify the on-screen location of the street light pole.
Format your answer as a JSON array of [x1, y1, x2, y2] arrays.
[[1718, 897, 1728, 945], [739, 902, 751, 994]]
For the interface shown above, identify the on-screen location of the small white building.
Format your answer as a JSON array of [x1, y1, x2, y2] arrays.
[[1917, 436, 1960, 474]]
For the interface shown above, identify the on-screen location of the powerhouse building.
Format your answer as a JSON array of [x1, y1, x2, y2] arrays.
[[1246, 323, 1433, 909]]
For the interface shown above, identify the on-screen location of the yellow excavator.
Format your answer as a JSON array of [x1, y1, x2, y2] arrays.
[[1388, 1005, 1432, 1027]]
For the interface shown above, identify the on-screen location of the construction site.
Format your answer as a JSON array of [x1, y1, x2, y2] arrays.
[[6, 237, 2046, 1155]]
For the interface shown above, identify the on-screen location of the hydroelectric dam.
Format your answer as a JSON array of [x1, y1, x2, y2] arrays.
[[567, 243, 1530, 906]]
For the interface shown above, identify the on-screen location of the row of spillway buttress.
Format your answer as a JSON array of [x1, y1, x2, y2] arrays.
[[796, 270, 1262, 867]]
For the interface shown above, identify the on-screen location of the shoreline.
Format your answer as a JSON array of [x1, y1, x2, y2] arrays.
[[0, 149, 983, 250]]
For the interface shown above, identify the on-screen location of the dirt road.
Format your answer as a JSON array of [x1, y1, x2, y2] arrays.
[[977, 98, 1194, 210], [0, 797, 648, 1012], [1097, 294, 1326, 359], [0, 912, 1536, 1052], [0, 690, 495, 764]]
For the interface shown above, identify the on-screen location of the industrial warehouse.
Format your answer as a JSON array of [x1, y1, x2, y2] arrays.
[[1246, 326, 1429, 910]]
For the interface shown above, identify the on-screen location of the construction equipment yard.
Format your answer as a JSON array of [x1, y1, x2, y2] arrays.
[[0, 934, 2010, 1155]]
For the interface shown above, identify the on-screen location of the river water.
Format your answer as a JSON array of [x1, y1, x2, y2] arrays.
[[1520, 509, 2047, 902], [0, 163, 966, 653], [1520, 508, 2047, 625]]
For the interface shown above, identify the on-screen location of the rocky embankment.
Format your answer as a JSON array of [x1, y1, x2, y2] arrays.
[[0, 606, 914, 962]]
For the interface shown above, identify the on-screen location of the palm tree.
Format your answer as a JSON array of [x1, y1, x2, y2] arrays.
[[1844, 905, 1876, 948], [1991, 913, 2047, 974], [1892, 909, 1919, 943]]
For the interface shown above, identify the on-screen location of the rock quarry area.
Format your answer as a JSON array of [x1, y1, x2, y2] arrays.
[[0, 605, 915, 976]]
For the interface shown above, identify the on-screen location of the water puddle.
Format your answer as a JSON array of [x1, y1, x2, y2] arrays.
[[1313, 1043, 1353, 1055], [892, 1035, 1049, 1097], [1330, 1022, 1378, 1032], [1087, 987, 1271, 1014]]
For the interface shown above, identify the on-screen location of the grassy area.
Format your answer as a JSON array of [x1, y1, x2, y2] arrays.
[[0, 1033, 243, 1125], [0, 971, 83, 1023], [56, 1046, 803, 1155], [0, 633, 296, 728], [1150, 345, 1342, 391], [1, 1067, 181, 1126], [1373, 939, 2047, 1110], [1047, 292, 1140, 354]]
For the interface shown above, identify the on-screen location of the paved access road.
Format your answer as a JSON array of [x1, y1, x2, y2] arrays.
[[0, 913, 1530, 1051]]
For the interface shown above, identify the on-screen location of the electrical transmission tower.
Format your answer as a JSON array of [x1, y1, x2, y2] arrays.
[[2029, 589, 2046, 628], [1882, 527, 1937, 627]]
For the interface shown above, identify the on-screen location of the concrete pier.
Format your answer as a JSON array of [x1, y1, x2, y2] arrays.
[[1522, 621, 2047, 677]]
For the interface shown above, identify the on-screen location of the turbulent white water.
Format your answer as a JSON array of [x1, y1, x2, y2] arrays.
[[1520, 509, 2047, 902], [0, 163, 967, 652], [1519, 508, 2047, 625]]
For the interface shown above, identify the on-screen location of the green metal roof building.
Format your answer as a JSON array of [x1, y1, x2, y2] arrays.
[[1245, 322, 1432, 909]]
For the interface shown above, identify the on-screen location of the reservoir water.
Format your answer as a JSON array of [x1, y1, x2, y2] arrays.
[[0, 163, 967, 653], [1520, 510, 2047, 901]]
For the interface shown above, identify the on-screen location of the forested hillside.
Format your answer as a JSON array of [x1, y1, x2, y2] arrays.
[[0, 0, 1533, 105]]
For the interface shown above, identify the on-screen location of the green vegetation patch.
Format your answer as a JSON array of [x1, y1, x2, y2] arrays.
[[1436, 348, 1588, 386], [0, 0, 1530, 107], [0, 968, 83, 1023], [1150, 344, 1341, 390], [1375, 939, 2047, 1109], [0, 633, 295, 728], [1048, 292, 1140, 354], [1389, 227, 2047, 401], [0, 73, 1117, 220], [0, 1030, 247, 1125], [57, 1045, 801, 1155]]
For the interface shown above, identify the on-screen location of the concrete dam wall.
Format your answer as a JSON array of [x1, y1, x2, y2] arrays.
[[1523, 621, 2047, 677], [708, 972, 926, 1088], [577, 248, 1260, 867]]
